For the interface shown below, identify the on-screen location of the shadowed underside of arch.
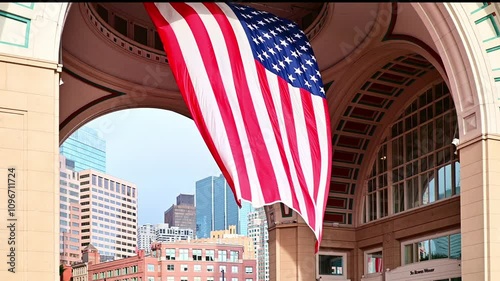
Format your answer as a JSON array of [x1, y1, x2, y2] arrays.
[[325, 53, 435, 226]]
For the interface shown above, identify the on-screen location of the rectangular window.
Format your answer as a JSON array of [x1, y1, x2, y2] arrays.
[[167, 264, 174, 271], [181, 264, 188, 272], [207, 265, 214, 272], [245, 266, 253, 274], [317, 252, 346, 277], [193, 264, 201, 272], [219, 265, 226, 273], [179, 249, 189, 260], [154, 31, 163, 51], [114, 15, 128, 37], [134, 24, 148, 46], [231, 266, 238, 273], [402, 231, 461, 265], [193, 249, 202, 260], [230, 251, 239, 262], [147, 264, 154, 272], [218, 250, 227, 262], [206, 250, 215, 261], [365, 249, 383, 274], [166, 248, 176, 260]]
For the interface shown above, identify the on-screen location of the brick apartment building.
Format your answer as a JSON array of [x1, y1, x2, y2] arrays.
[[88, 241, 256, 281]]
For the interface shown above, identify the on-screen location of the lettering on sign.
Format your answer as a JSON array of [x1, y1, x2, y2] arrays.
[[409, 268, 435, 275]]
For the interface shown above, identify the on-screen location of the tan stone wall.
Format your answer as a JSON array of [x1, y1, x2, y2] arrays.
[[0, 54, 60, 281], [459, 137, 500, 281]]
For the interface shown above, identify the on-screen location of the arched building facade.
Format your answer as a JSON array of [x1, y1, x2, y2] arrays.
[[0, 2, 499, 281]]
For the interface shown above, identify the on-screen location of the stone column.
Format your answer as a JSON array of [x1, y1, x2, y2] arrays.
[[0, 55, 60, 281], [460, 137, 500, 280], [265, 203, 317, 281]]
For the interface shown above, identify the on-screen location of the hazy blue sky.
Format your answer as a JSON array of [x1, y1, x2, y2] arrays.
[[83, 108, 220, 225]]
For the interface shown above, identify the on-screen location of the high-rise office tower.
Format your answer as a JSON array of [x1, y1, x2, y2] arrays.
[[248, 207, 269, 281], [164, 194, 196, 231], [60, 125, 106, 172], [79, 169, 138, 261], [195, 174, 254, 238], [59, 155, 82, 265]]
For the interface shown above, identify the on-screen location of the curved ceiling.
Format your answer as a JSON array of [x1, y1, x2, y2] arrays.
[[60, 2, 447, 228]]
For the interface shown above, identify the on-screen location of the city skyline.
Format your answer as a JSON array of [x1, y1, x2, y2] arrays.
[[70, 109, 222, 225]]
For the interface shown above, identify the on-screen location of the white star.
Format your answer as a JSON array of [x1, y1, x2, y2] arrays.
[[280, 39, 288, 47], [300, 64, 307, 71], [316, 70, 321, 76], [263, 33, 271, 40], [258, 36, 264, 43], [274, 44, 282, 52], [270, 30, 277, 36], [258, 20, 265, 26], [300, 45, 308, 51], [253, 24, 259, 30], [306, 41, 311, 47], [251, 11, 259, 15], [257, 53, 264, 61], [264, 18, 271, 23], [291, 50, 298, 58], [320, 87, 325, 94], [304, 80, 311, 88], [294, 33, 302, 39], [276, 27, 282, 33], [294, 67, 303, 75], [296, 49, 302, 56], [310, 75, 318, 83], [305, 59, 313, 66], [311, 55, 316, 61], [287, 37, 293, 43], [288, 74, 296, 82], [268, 47, 276, 56], [262, 51, 270, 59], [284, 56, 292, 64], [272, 63, 280, 72], [287, 23, 294, 28], [247, 24, 254, 31], [252, 37, 259, 45], [278, 60, 285, 69]]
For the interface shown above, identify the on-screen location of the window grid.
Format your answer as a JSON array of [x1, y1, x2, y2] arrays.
[[363, 82, 460, 223]]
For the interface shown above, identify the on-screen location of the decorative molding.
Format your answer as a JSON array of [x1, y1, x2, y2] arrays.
[[382, 3, 445, 72], [304, 3, 330, 42], [59, 67, 125, 131], [82, 3, 169, 64]]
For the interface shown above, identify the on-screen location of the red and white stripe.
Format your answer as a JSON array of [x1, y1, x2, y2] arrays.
[[144, 2, 332, 251]]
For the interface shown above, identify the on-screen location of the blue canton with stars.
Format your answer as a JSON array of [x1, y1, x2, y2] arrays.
[[227, 3, 326, 98]]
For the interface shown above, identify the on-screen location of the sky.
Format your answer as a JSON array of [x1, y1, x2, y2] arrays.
[[82, 108, 221, 225]]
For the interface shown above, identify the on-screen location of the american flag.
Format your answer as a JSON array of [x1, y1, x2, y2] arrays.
[[144, 2, 332, 251]]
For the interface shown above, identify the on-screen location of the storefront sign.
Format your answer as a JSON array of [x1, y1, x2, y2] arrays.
[[410, 268, 435, 275]]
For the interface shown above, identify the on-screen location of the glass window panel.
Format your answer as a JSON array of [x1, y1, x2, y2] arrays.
[[318, 255, 343, 276], [454, 162, 460, 195], [379, 189, 388, 218], [445, 164, 452, 198], [418, 240, 430, 261], [393, 184, 404, 213], [366, 251, 383, 274], [114, 15, 128, 37], [450, 234, 461, 260], [438, 166, 446, 200], [404, 244, 414, 265], [430, 236, 449, 260]]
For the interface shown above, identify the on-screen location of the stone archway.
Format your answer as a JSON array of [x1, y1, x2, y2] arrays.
[[1, 2, 500, 281]]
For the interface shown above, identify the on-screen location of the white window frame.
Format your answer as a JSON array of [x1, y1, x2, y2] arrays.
[[364, 247, 383, 276], [316, 251, 350, 280], [400, 228, 461, 266]]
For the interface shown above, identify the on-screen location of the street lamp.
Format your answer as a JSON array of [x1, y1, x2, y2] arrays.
[[221, 269, 225, 281]]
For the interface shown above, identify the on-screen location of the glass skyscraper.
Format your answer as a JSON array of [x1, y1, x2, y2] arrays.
[[60, 125, 106, 172], [195, 174, 255, 238]]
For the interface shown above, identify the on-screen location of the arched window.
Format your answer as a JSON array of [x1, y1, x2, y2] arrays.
[[363, 81, 460, 223]]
